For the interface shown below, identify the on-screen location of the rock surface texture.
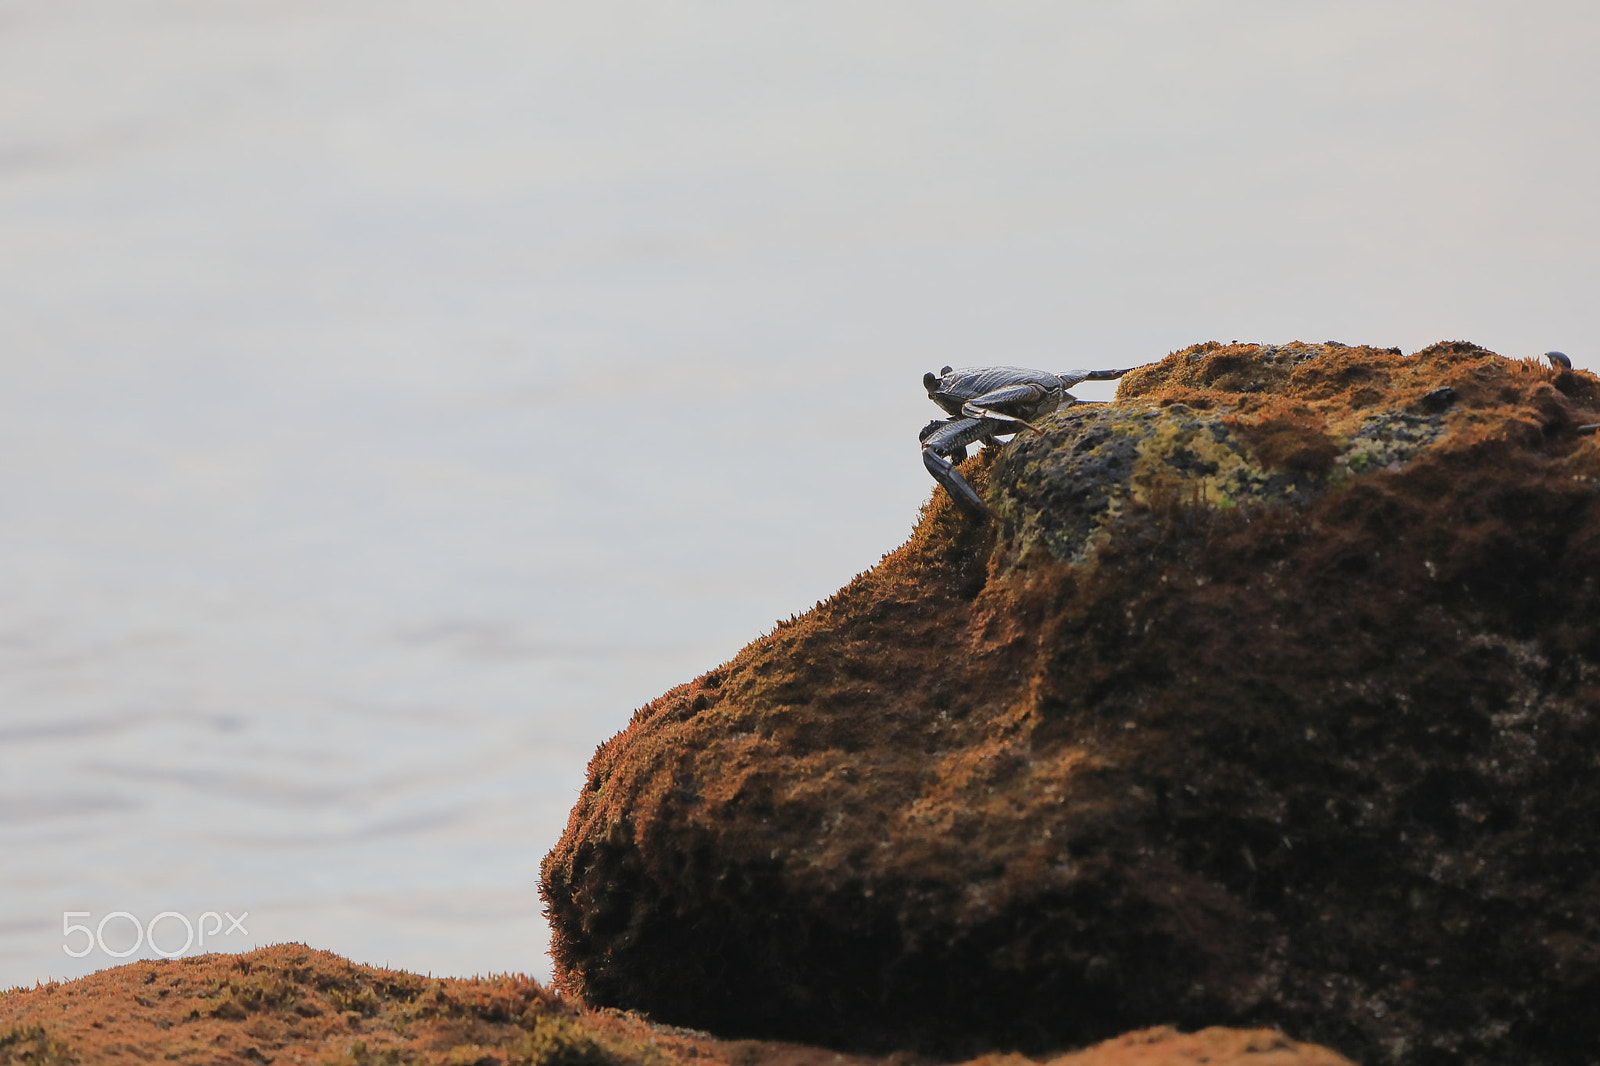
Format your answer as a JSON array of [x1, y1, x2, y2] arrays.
[[0, 946, 1351, 1066], [543, 342, 1600, 1066]]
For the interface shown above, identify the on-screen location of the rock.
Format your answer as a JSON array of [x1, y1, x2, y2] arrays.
[[542, 342, 1600, 1066], [1025, 1026, 1355, 1066], [0, 946, 1352, 1066], [0, 944, 602, 1066]]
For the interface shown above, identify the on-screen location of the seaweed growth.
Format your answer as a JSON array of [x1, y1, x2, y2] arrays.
[[543, 342, 1600, 1066]]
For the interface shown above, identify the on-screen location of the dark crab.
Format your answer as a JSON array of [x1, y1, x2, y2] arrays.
[[920, 364, 1138, 518]]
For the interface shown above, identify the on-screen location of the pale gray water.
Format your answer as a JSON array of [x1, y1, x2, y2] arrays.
[[1, 0, 1596, 986]]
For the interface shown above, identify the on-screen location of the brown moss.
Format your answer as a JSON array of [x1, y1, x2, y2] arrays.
[[543, 343, 1600, 1066], [0, 949, 1347, 1066], [1025, 1027, 1353, 1066], [0, 946, 611, 1066], [0, 1023, 75, 1065], [1224, 409, 1340, 476]]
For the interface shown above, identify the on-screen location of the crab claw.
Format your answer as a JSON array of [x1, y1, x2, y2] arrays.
[[923, 447, 991, 518]]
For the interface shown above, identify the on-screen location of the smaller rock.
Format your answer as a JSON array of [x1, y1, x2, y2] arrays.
[[0, 949, 1353, 1066], [1029, 1026, 1356, 1065]]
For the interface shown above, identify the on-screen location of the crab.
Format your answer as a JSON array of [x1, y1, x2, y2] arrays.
[[920, 364, 1138, 517]]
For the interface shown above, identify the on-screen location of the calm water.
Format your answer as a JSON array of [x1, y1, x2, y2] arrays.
[[1, 0, 1595, 986]]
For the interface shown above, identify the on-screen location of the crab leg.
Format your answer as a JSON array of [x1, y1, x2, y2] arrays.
[[922, 448, 990, 517], [920, 416, 1005, 518], [1058, 367, 1136, 387], [956, 382, 1052, 433]]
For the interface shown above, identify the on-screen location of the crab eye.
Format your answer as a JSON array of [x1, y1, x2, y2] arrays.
[[923, 372, 939, 391], [940, 365, 953, 375]]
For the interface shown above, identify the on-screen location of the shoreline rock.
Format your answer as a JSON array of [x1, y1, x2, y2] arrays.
[[0, 945, 1352, 1065], [542, 342, 1600, 1065]]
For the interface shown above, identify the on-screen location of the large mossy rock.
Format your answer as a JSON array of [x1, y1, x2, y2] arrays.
[[541, 342, 1600, 1066]]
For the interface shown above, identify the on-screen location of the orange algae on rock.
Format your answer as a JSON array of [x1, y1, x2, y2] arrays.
[[0, 944, 607, 1066], [542, 342, 1600, 1066], [1014, 1026, 1355, 1066], [0, 947, 1350, 1066]]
